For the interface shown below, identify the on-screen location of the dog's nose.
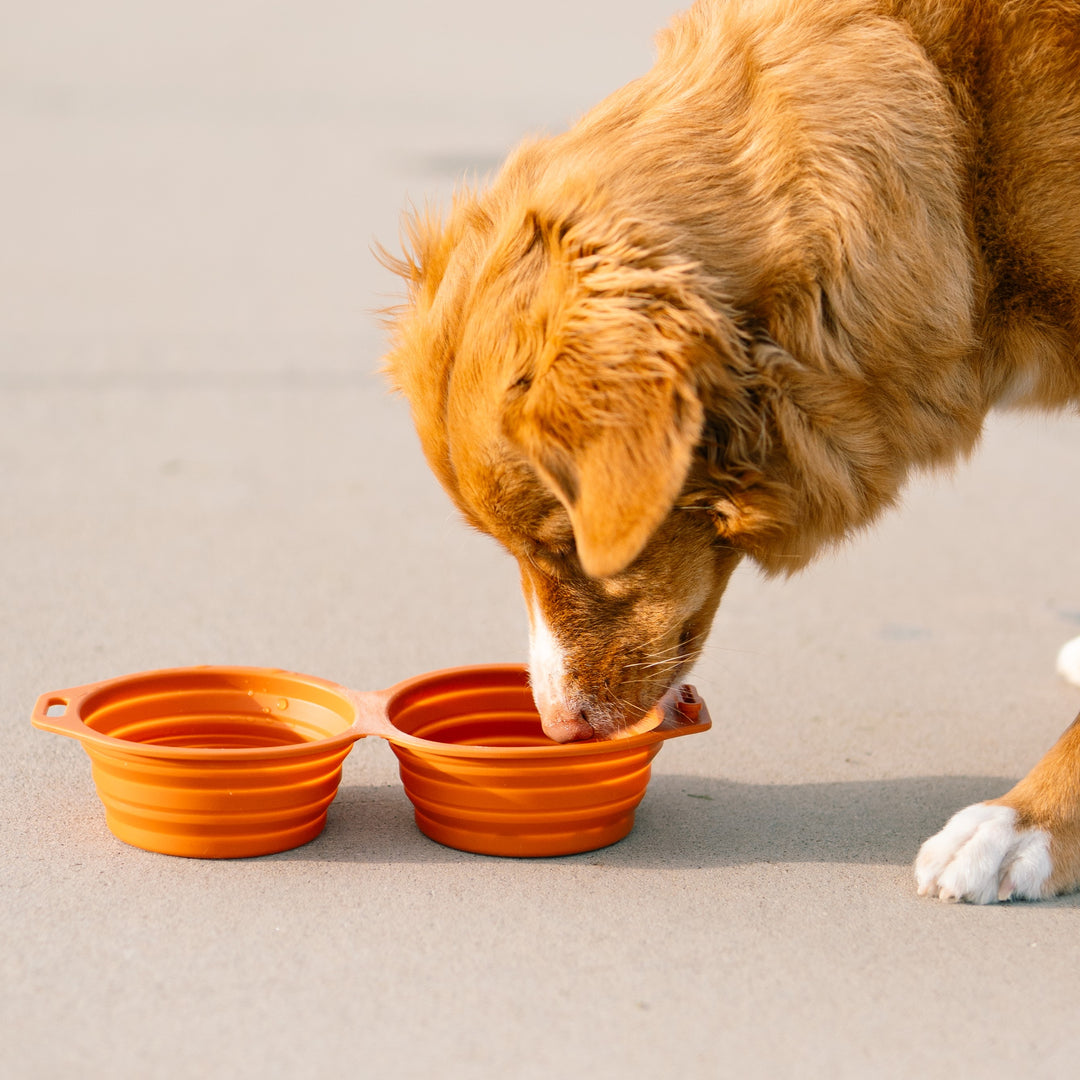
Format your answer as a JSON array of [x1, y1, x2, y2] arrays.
[[540, 709, 595, 743]]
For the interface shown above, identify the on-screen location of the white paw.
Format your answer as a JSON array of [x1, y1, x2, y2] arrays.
[[1057, 636, 1080, 687], [915, 803, 1053, 904]]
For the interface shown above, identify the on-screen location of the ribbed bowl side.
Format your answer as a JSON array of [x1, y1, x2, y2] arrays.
[[73, 670, 359, 858], [85, 742, 353, 858], [391, 742, 662, 856], [385, 668, 666, 856]]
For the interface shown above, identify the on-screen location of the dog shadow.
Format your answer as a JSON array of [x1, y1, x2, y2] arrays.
[[277, 772, 1041, 872]]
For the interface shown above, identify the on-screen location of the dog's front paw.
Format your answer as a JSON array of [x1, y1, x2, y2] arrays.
[[915, 803, 1053, 904], [1058, 636, 1080, 687]]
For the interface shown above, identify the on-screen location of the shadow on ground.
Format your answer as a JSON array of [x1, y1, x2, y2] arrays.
[[279, 773, 1023, 869]]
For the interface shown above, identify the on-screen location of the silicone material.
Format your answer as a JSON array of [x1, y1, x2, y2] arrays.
[[378, 666, 709, 856], [32, 664, 711, 859]]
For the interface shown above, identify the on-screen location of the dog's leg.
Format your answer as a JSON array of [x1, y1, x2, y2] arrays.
[[916, 713, 1080, 903]]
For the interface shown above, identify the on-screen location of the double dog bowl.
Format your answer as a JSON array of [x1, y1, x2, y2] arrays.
[[32, 664, 710, 859]]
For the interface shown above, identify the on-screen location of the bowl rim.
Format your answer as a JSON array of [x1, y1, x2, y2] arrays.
[[32, 662, 711, 762], [376, 663, 712, 760], [31, 665, 363, 762]]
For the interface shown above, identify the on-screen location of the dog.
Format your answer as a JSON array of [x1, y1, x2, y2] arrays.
[[380, 0, 1080, 902]]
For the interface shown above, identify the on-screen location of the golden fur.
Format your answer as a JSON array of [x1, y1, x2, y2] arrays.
[[381, 0, 1080, 897]]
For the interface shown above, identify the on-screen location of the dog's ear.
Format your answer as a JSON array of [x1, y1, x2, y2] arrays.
[[375, 193, 493, 327], [503, 362, 703, 578], [501, 218, 715, 577]]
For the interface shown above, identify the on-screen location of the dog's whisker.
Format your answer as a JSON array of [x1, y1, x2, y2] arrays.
[[627, 655, 692, 671], [621, 644, 700, 669], [632, 625, 710, 651], [620, 635, 712, 669], [611, 697, 651, 721]]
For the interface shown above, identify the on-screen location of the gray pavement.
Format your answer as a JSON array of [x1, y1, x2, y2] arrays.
[[4, 2, 1080, 1076]]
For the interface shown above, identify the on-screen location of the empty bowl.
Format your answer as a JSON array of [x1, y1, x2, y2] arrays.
[[32, 663, 711, 859], [32, 667, 360, 858]]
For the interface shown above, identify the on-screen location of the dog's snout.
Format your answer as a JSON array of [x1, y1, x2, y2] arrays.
[[541, 708, 595, 744]]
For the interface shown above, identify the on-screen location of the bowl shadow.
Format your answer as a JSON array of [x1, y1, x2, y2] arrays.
[[275, 772, 1036, 871]]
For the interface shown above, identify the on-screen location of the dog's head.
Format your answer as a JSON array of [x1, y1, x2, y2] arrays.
[[381, 178, 782, 740]]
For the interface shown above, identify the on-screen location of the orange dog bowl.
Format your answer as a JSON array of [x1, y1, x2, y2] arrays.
[[32, 664, 710, 859]]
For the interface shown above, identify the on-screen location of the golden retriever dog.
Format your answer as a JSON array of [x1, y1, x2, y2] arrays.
[[380, 0, 1080, 902]]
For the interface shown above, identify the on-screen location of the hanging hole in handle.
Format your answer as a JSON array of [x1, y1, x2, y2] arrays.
[[45, 699, 68, 718], [675, 687, 702, 721]]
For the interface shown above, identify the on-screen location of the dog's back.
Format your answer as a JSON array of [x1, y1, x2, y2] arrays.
[[891, 0, 1080, 406], [386, 0, 1080, 577]]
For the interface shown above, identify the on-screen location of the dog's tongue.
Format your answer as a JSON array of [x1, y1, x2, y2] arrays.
[[541, 714, 595, 743]]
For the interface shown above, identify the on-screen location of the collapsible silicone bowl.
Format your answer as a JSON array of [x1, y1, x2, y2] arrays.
[[374, 665, 710, 857], [32, 663, 710, 859], [31, 667, 360, 858]]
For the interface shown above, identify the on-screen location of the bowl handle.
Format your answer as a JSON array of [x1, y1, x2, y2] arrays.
[[653, 685, 712, 740], [343, 688, 398, 740], [30, 683, 102, 740]]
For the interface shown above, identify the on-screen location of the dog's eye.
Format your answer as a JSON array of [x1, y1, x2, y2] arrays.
[[529, 542, 575, 576]]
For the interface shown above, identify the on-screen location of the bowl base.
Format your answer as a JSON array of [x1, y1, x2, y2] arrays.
[[103, 810, 330, 858], [412, 808, 637, 857]]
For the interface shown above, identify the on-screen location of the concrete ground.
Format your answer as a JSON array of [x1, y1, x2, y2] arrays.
[[4, 2, 1080, 1076]]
